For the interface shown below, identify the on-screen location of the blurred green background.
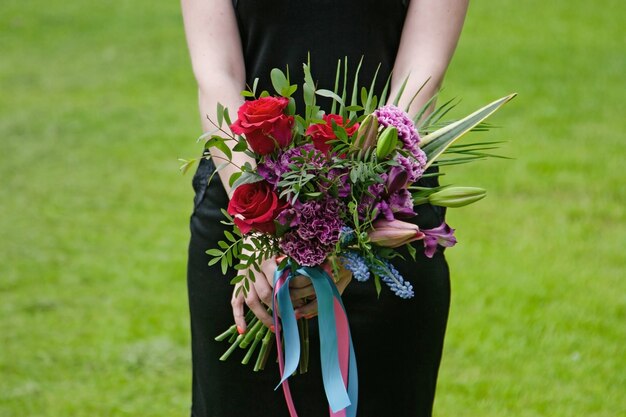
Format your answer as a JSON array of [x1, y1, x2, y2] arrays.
[[1, 0, 624, 416]]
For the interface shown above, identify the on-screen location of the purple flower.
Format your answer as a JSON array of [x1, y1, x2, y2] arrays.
[[395, 154, 426, 183], [281, 144, 326, 171], [422, 222, 457, 258], [374, 105, 422, 158], [295, 196, 345, 246], [257, 144, 327, 188], [256, 157, 282, 187], [386, 165, 410, 194], [358, 181, 386, 219], [279, 231, 330, 267], [375, 190, 415, 221]]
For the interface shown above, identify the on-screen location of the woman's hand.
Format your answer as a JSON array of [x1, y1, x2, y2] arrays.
[[231, 255, 353, 331], [231, 256, 278, 333], [291, 258, 353, 319]]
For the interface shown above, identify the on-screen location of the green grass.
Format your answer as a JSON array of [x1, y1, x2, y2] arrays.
[[1, 0, 624, 416]]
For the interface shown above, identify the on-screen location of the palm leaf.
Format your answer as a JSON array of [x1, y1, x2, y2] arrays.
[[420, 94, 516, 169]]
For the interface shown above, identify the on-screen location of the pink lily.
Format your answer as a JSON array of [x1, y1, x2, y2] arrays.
[[367, 219, 425, 248]]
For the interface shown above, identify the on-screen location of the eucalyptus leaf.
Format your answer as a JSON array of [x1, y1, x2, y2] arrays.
[[271, 68, 289, 95]]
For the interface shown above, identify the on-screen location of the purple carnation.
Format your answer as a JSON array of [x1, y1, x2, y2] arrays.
[[374, 105, 422, 158], [279, 231, 330, 267], [395, 153, 427, 183], [296, 196, 345, 246]]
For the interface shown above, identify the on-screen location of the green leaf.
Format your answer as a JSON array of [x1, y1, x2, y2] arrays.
[[283, 84, 298, 98], [316, 89, 344, 107], [216, 102, 224, 128], [223, 107, 233, 128], [233, 138, 248, 152], [220, 256, 228, 275], [379, 73, 392, 107], [392, 74, 410, 106], [404, 77, 431, 113], [224, 230, 236, 243], [420, 94, 517, 169], [178, 158, 197, 175], [349, 57, 363, 120], [373, 273, 382, 296], [229, 171, 242, 188], [206, 248, 223, 257], [331, 59, 342, 115], [213, 139, 232, 161], [252, 78, 259, 95], [365, 64, 381, 113], [360, 86, 368, 108], [271, 68, 289, 95], [208, 257, 221, 266], [241, 90, 255, 98], [230, 275, 245, 284], [231, 171, 264, 189]]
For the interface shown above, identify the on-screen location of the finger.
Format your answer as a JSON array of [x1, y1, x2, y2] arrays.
[[255, 264, 275, 306], [231, 286, 247, 334], [289, 275, 311, 289], [260, 257, 278, 289], [289, 284, 316, 301], [244, 282, 275, 329], [294, 299, 318, 319]]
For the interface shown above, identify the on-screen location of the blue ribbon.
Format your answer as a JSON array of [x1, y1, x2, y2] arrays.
[[273, 262, 358, 416]]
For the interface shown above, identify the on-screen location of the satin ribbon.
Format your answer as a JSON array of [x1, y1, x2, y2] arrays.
[[272, 262, 358, 417]]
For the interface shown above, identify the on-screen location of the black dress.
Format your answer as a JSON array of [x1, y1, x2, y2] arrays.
[[187, 1, 450, 416]]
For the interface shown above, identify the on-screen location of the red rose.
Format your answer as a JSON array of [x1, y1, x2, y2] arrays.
[[227, 181, 289, 234], [305, 114, 359, 154], [230, 96, 294, 155]]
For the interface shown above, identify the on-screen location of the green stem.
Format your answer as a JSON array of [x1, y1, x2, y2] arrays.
[[242, 325, 267, 365], [215, 324, 237, 342], [254, 327, 275, 372], [220, 334, 245, 361], [239, 317, 262, 349]]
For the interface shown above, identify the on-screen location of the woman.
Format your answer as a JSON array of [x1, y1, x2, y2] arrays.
[[182, 1, 468, 416]]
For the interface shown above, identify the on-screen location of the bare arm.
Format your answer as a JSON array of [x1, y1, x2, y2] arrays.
[[390, 0, 469, 116], [181, 0, 254, 197], [183, 0, 278, 329]]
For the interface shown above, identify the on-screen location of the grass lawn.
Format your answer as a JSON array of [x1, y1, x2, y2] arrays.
[[1, 0, 624, 416]]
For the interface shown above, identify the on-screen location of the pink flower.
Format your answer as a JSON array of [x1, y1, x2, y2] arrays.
[[367, 219, 425, 248]]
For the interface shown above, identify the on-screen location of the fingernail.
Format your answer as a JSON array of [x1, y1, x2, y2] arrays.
[[237, 326, 245, 335], [269, 325, 276, 333], [304, 314, 316, 320], [295, 312, 303, 320]]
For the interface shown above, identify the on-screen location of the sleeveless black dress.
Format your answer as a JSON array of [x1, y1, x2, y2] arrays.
[[187, 1, 450, 416]]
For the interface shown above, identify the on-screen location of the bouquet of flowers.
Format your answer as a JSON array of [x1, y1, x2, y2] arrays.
[[181, 60, 514, 416]]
